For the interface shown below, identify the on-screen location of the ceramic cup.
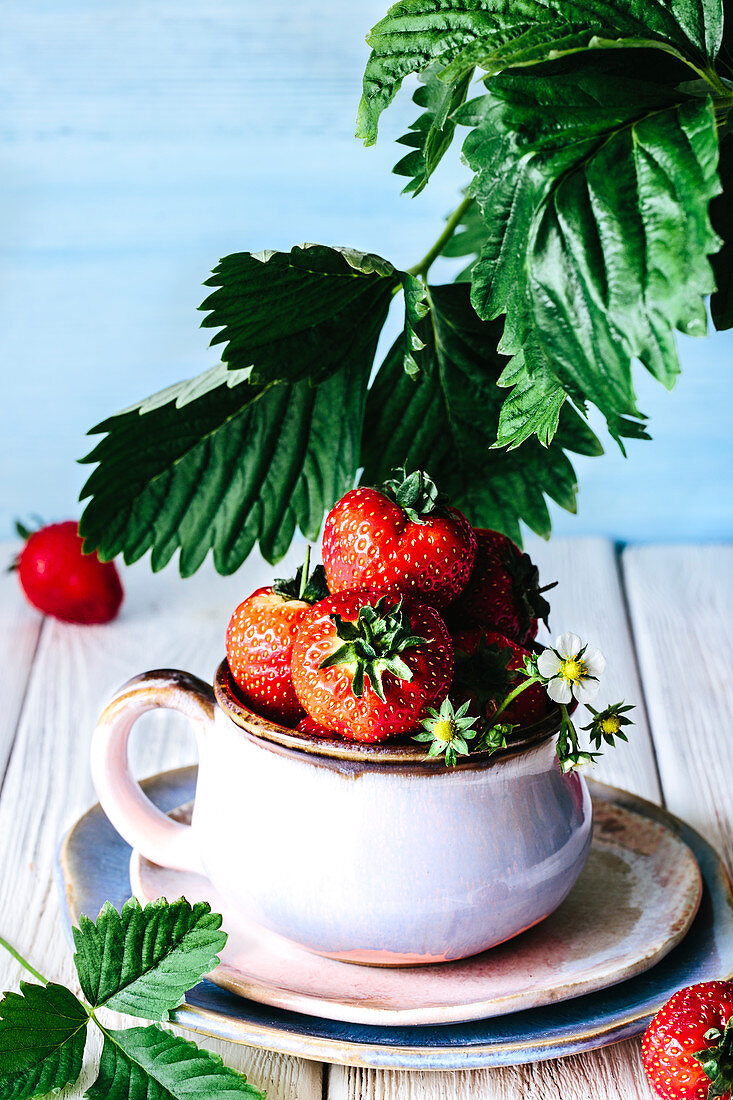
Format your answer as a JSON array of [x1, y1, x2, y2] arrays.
[[91, 661, 593, 965]]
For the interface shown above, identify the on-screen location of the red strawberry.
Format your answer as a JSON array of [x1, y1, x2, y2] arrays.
[[452, 628, 551, 728], [322, 470, 476, 610], [296, 714, 336, 738], [642, 981, 733, 1100], [446, 529, 553, 646], [226, 553, 328, 726], [291, 589, 452, 742], [15, 520, 123, 624]]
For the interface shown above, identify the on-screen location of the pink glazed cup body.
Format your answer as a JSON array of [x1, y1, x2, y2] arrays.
[[91, 662, 593, 965]]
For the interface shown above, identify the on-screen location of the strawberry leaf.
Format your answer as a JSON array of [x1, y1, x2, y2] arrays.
[[79, 350, 373, 573], [87, 1025, 264, 1100], [72, 898, 226, 1021], [361, 282, 602, 542], [0, 982, 88, 1100], [199, 245, 398, 385], [460, 68, 721, 443], [711, 133, 733, 330], [393, 62, 475, 196], [356, 0, 723, 145]]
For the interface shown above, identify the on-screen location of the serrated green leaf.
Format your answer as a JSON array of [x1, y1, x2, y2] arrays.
[[199, 244, 397, 385], [79, 348, 373, 573], [72, 898, 226, 1022], [361, 282, 601, 542], [711, 133, 733, 328], [0, 982, 88, 1100], [462, 69, 721, 440], [356, 0, 722, 145], [401, 273, 430, 376], [495, 345, 568, 449], [393, 62, 475, 195], [87, 1025, 264, 1100]]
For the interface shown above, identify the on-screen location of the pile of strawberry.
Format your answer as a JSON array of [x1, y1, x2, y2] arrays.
[[225, 470, 555, 747]]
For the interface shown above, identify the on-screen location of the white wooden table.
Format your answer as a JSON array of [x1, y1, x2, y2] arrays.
[[1, 537, 731, 1100]]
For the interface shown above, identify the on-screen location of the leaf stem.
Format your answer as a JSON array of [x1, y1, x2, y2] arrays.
[[0, 933, 50, 985], [490, 676, 537, 724], [407, 195, 475, 279]]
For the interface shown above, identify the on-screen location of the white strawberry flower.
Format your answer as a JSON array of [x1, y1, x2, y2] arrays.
[[536, 632, 606, 705]]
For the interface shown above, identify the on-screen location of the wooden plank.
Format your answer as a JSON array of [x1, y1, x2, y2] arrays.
[[329, 538, 659, 1100], [0, 541, 43, 782], [0, 546, 322, 1100], [622, 544, 733, 875], [523, 536, 660, 800]]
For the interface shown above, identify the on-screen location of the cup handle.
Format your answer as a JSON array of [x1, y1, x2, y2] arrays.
[[90, 669, 213, 875]]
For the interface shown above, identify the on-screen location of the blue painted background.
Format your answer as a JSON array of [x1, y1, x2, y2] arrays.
[[3, 0, 732, 547]]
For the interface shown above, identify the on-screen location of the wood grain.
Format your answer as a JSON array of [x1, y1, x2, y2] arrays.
[[0, 557, 43, 783], [0, 543, 321, 1100], [622, 544, 733, 875]]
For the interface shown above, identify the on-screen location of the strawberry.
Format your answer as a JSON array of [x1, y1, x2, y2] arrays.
[[322, 469, 476, 610], [296, 714, 336, 738], [15, 520, 123, 624], [642, 981, 733, 1100], [226, 551, 328, 726], [446, 528, 553, 646], [452, 628, 551, 728], [290, 589, 452, 742]]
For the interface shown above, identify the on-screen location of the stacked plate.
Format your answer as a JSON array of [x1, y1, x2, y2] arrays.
[[58, 770, 733, 1070]]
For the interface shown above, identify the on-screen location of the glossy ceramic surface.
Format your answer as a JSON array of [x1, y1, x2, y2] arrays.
[[90, 667, 593, 963], [128, 791, 701, 1026], [57, 770, 733, 1069]]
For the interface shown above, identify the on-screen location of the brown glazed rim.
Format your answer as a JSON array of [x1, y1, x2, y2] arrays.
[[213, 659, 562, 769]]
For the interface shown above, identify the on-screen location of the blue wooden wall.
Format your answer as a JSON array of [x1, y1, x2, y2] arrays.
[[3, 0, 732, 547]]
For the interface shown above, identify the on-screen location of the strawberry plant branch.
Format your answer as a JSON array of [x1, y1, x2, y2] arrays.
[[407, 194, 474, 279], [0, 934, 50, 986]]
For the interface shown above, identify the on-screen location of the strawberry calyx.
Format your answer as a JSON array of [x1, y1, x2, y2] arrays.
[[693, 1017, 733, 1099], [413, 697, 482, 766], [504, 547, 554, 637], [453, 637, 519, 715], [8, 518, 41, 573], [379, 468, 447, 523], [272, 546, 329, 605], [318, 595, 427, 702]]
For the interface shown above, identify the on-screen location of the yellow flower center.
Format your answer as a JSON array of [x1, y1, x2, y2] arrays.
[[560, 657, 585, 684], [433, 718, 455, 743], [600, 715, 621, 736]]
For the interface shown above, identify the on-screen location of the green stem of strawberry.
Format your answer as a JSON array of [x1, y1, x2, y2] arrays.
[[407, 195, 474, 280], [298, 545, 311, 601], [0, 934, 50, 985], [490, 676, 539, 724]]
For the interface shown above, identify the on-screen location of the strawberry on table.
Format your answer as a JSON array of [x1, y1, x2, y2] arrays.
[[446, 528, 553, 646], [322, 469, 476, 610], [290, 590, 452, 742], [15, 520, 123, 624], [452, 627, 551, 728], [226, 549, 328, 726], [642, 981, 733, 1100]]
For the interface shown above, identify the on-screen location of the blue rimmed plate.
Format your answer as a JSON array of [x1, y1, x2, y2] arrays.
[[56, 770, 733, 1070]]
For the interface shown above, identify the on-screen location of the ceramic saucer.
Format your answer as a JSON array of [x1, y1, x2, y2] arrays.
[[127, 791, 701, 1027]]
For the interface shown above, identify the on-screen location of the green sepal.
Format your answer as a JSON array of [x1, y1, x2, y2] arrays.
[[504, 547, 553, 635], [414, 697, 482, 766], [272, 547, 329, 605], [582, 701, 635, 750], [692, 1016, 733, 1100], [453, 637, 517, 716], [319, 596, 426, 702], [379, 468, 447, 522]]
